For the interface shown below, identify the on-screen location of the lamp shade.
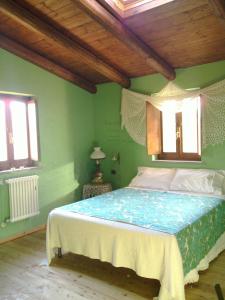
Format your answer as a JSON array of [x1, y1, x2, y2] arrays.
[[90, 147, 106, 160]]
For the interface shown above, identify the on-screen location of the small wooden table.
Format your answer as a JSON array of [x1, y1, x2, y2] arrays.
[[83, 183, 112, 199]]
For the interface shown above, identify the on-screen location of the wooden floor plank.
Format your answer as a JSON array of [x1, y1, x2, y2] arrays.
[[0, 230, 224, 300]]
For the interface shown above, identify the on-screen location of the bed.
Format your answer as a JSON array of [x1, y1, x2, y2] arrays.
[[47, 168, 225, 300]]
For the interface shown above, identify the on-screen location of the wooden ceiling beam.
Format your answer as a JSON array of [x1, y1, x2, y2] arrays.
[[0, 33, 97, 93], [208, 0, 225, 19], [74, 0, 176, 80], [0, 0, 130, 88]]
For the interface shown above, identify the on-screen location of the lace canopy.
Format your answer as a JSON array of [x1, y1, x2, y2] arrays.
[[121, 79, 225, 149]]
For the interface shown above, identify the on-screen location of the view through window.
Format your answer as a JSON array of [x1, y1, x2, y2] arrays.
[[159, 97, 201, 161], [0, 93, 39, 171]]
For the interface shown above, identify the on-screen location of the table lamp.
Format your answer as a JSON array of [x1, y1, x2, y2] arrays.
[[90, 147, 106, 184]]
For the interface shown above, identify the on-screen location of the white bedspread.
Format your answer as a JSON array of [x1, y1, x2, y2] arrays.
[[47, 209, 185, 300]]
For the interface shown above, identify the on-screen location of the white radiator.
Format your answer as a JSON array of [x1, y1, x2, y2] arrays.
[[6, 175, 39, 222]]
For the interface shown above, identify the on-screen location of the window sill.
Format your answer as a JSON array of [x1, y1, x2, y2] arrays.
[[152, 159, 202, 163], [0, 165, 40, 175]]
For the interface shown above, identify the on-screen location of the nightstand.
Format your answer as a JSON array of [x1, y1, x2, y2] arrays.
[[83, 183, 112, 199]]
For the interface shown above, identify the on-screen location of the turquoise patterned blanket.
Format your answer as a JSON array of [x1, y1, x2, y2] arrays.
[[58, 188, 225, 275]]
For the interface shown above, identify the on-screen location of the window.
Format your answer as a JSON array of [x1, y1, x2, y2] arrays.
[[147, 97, 201, 161], [0, 93, 39, 171], [101, 0, 175, 18]]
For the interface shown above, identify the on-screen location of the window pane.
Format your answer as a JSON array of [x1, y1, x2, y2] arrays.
[[10, 100, 28, 160], [182, 98, 199, 153], [0, 101, 7, 161], [162, 111, 176, 152], [28, 102, 38, 161]]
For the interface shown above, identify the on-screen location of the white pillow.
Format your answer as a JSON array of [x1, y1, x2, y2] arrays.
[[170, 168, 221, 194], [129, 167, 176, 190]]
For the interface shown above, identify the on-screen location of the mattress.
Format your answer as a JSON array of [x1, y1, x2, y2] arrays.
[[47, 188, 225, 300]]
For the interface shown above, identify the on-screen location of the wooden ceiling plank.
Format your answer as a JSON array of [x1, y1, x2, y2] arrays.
[[208, 0, 225, 19], [0, 33, 97, 93], [74, 0, 175, 80], [0, 0, 130, 88]]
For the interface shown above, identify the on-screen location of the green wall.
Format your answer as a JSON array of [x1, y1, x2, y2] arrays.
[[94, 60, 225, 188], [1, 48, 225, 241], [0, 49, 95, 240]]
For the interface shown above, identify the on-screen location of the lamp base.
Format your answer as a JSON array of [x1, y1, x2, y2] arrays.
[[92, 171, 104, 184]]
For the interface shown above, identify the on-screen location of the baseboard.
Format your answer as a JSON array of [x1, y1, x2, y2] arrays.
[[0, 224, 46, 245]]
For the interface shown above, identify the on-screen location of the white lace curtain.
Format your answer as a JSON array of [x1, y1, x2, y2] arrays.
[[121, 79, 225, 149]]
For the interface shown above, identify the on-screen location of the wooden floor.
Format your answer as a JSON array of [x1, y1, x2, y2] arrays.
[[0, 231, 225, 300]]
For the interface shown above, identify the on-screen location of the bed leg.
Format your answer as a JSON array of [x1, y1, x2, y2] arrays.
[[215, 284, 224, 300], [57, 247, 62, 258]]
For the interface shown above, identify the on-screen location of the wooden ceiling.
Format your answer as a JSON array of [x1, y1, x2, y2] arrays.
[[0, 0, 225, 93]]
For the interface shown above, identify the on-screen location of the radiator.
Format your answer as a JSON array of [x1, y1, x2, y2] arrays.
[[6, 175, 39, 222]]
